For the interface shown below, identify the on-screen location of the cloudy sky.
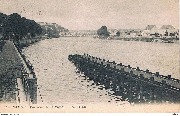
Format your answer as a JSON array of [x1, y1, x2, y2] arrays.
[[0, 0, 179, 30]]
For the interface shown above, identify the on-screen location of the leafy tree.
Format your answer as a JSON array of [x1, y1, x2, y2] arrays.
[[0, 13, 7, 28], [97, 26, 110, 38], [1, 13, 42, 40], [3, 13, 22, 39], [0, 13, 7, 40], [116, 31, 120, 37]]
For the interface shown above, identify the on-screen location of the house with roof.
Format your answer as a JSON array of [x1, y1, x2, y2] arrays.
[[131, 30, 142, 37], [145, 25, 157, 30], [108, 29, 118, 37], [141, 25, 158, 37], [158, 25, 178, 38]]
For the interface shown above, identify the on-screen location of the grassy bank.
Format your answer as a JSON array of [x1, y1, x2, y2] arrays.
[[0, 41, 6, 52], [0, 36, 46, 103], [0, 41, 23, 102], [14, 36, 47, 49]]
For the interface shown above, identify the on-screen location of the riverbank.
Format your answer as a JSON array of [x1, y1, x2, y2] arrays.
[[0, 40, 22, 103], [93, 36, 179, 44], [112, 37, 179, 44], [0, 37, 46, 103], [14, 36, 48, 49]]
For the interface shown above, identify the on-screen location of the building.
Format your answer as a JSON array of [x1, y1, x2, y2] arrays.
[[141, 25, 158, 37], [141, 25, 179, 39], [108, 29, 118, 37], [159, 25, 178, 38], [38, 22, 68, 38]]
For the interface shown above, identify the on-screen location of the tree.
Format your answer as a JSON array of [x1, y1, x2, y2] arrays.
[[3, 13, 22, 39], [0, 13, 7, 39], [116, 31, 120, 37], [0, 13, 7, 26], [1, 13, 42, 40], [23, 19, 42, 37], [97, 26, 110, 38]]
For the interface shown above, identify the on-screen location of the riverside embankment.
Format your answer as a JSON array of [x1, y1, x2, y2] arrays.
[[0, 40, 22, 102], [0, 38, 42, 104]]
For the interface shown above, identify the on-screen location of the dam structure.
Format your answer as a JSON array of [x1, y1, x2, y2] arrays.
[[68, 54, 180, 103]]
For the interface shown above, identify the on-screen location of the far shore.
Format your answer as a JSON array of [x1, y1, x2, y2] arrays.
[[58, 35, 179, 44]]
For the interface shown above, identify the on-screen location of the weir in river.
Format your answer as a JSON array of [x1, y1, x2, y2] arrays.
[[68, 53, 180, 103]]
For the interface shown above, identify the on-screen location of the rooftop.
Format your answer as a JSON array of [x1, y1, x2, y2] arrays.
[[145, 25, 157, 30], [160, 25, 175, 30]]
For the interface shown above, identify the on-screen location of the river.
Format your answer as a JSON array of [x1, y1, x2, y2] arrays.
[[22, 37, 180, 105]]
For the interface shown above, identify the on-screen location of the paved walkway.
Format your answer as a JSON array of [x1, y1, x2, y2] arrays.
[[16, 78, 29, 105]]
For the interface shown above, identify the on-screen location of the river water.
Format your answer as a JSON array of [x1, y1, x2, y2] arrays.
[[22, 37, 180, 105]]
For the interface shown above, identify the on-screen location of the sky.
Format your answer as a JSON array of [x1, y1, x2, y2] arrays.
[[0, 0, 179, 30]]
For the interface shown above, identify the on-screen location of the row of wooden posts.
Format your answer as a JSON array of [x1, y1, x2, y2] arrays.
[[68, 54, 180, 103]]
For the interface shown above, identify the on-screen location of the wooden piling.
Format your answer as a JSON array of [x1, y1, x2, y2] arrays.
[[68, 54, 180, 103]]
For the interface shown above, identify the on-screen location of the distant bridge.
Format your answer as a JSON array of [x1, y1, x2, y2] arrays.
[[68, 54, 180, 103]]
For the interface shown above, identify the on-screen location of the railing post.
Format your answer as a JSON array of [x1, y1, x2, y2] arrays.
[[27, 77, 37, 104]]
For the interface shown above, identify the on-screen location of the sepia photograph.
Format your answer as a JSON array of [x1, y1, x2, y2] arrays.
[[0, 0, 179, 113]]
